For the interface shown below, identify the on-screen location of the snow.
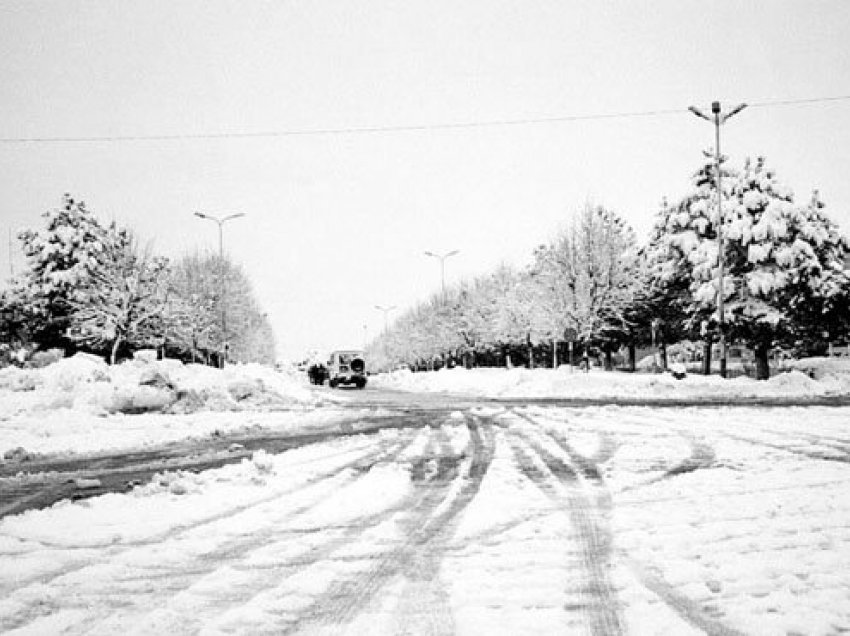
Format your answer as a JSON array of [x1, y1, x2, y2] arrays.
[[1, 357, 850, 633], [0, 355, 330, 457], [369, 362, 850, 400]]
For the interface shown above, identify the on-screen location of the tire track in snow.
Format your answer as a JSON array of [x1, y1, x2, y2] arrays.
[[388, 415, 497, 636], [616, 434, 718, 495], [717, 431, 850, 464], [283, 417, 496, 635], [0, 430, 421, 634], [105, 422, 457, 635], [517, 411, 749, 635], [504, 418, 623, 636], [625, 560, 747, 636]]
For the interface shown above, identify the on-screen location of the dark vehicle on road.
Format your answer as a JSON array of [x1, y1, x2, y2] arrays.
[[327, 350, 367, 388], [306, 363, 328, 385]]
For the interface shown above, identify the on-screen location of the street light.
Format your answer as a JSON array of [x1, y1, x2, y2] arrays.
[[424, 250, 460, 296], [688, 101, 747, 379], [374, 305, 397, 371], [194, 211, 246, 368], [374, 304, 397, 334]]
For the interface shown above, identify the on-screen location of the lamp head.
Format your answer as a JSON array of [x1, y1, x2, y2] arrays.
[[688, 106, 710, 121], [722, 103, 748, 122]]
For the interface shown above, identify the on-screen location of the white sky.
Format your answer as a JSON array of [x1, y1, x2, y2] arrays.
[[1, 0, 849, 361]]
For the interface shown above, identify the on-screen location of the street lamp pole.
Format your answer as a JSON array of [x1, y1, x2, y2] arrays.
[[194, 212, 246, 368], [424, 250, 460, 296], [688, 101, 746, 379], [374, 304, 396, 371], [374, 304, 397, 334]]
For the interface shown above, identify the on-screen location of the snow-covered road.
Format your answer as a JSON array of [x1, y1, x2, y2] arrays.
[[2, 404, 849, 635]]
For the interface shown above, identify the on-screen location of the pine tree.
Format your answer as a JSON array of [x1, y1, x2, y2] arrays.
[[724, 160, 850, 375], [648, 154, 850, 379], [10, 194, 113, 351]]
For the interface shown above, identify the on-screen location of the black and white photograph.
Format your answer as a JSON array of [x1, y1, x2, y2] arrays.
[[1, 1, 850, 633]]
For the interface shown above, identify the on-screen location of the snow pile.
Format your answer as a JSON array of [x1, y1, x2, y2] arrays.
[[784, 356, 850, 380], [371, 365, 850, 400], [0, 354, 319, 418]]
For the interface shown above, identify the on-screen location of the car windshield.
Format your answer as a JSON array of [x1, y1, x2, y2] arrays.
[[338, 353, 359, 364]]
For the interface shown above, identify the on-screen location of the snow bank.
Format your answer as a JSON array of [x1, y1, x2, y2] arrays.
[[0, 354, 319, 418], [370, 364, 850, 400], [0, 355, 333, 457], [784, 356, 850, 380]]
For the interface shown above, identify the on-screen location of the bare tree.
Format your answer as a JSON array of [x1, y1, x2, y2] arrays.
[[67, 230, 170, 364]]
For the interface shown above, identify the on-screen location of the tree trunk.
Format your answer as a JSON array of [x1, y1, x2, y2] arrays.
[[110, 336, 122, 366], [627, 342, 636, 372], [659, 342, 667, 372], [552, 339, 558, 368], [754, 343, 770, 380], [604, 348, 613, 371], [702, 337, 712, 375]]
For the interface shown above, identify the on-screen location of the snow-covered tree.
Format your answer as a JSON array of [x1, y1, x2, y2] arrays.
[[643, 160, 737, 373], [165, 253, 219, 362], [167, 252, 276, 365], [648, 153, 850, 378], [66, 230, 171, 364], [9, 194, 113, 350], [532, 204, 641, 365], [724, 160, 850, 374]]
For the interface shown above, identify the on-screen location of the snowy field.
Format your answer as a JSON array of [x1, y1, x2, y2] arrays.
[[1, 356, 849, 634]]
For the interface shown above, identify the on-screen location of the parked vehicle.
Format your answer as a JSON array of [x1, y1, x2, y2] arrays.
[[306, 363, 328, 385], [326, 350, 367, 389]]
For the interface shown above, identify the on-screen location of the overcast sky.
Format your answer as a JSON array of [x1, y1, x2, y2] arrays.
[[2, 0, 849, 360]]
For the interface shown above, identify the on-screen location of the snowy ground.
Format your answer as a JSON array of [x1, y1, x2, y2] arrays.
[[370, 359, 850, 401], [1, 357, 849, 634], [0, 355, 345, 458], [2, 356, 848, 460]]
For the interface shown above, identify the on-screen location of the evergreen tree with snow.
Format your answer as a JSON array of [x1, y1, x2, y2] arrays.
[[648, 153, 850, 379], [643, 158, 736, 374], [724, 161, 850, 375], [8, 194, 113, 352]]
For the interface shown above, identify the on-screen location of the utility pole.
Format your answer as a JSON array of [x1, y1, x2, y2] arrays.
[[688, 101, 747, 379], [194, 212, 246, 368], [424, 250, 460, 296]]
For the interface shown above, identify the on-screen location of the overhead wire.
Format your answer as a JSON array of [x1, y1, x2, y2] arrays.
[[0, 94, 848, 144]]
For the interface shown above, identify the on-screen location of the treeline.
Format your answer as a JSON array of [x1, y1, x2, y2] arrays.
[[0, 194, 275, 365], [369, 153, 850, 379]]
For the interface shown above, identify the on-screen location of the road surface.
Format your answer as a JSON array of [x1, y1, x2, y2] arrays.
[[1, 386, 849, 634]]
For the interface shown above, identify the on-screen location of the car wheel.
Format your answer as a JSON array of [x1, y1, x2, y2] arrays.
[[329, 378, 338, 388]]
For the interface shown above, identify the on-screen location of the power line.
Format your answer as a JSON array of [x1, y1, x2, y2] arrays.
[[746, 95, 850, 109], [0, 94, 848, 144]]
